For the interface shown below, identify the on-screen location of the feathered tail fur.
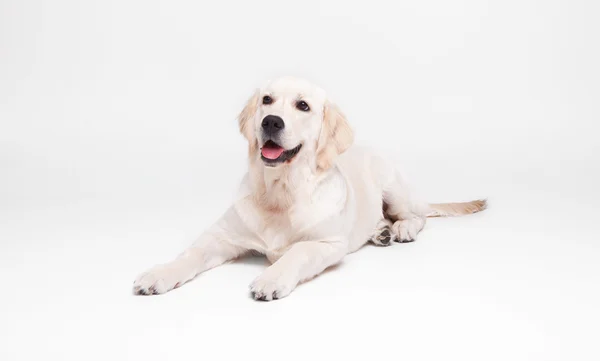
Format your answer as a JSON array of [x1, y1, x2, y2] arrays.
[[427, 199, 488, 217]]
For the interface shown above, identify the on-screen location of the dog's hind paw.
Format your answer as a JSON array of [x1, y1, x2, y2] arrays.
[[391, 217, 426, 243], [369, 219, 396, 246]]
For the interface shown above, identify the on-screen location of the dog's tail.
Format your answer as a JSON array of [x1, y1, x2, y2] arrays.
[[426, 199, 488, 218]]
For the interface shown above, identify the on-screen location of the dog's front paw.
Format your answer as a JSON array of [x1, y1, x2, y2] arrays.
[[133, 264, 183, 296], [249, 268, 297, 301]]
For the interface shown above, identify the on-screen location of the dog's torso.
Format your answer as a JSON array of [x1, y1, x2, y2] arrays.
[[229, 146, 395, 259]]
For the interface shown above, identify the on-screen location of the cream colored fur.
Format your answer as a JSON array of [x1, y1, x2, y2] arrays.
[[133, 76, 487, 301]]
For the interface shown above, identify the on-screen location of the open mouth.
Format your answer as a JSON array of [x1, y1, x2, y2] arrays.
[[260, 140, 302, 165]]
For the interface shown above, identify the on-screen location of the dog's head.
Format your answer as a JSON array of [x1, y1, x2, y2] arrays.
[[238, 76, 354, 171]]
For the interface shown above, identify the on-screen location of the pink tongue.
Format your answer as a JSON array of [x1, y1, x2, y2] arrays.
[[262, 146, 285, 160]]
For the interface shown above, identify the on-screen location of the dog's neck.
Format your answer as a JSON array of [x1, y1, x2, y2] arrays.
[[248, 154, 317, 213]]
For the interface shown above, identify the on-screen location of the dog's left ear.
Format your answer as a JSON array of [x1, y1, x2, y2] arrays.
[[316, 100, 354, 171], [237, 89, 260, 154]]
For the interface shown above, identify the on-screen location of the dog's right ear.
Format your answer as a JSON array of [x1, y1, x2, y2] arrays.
[[237, 89, 260, 155]]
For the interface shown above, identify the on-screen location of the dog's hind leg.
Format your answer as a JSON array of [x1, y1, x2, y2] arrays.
[[382, 171, 430, 243]]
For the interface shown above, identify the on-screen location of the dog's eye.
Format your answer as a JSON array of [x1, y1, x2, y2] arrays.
[[296, 100, 310, 112], [262, 95, 273, 105]]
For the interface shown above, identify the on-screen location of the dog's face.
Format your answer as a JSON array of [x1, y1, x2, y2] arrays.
[[238, 76, 354, 171]]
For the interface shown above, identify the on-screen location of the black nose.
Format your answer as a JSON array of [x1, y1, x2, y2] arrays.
[[261, 115, 285, 135]]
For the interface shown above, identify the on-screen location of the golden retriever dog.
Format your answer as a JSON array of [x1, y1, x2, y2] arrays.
[[133, 76, 487, 301]]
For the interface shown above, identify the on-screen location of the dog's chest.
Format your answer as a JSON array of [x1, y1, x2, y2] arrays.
[[256, 213, 296, 252], [251, 200, 340, 252], [236, 166, 348, 252], [233, 196, 306, 253]]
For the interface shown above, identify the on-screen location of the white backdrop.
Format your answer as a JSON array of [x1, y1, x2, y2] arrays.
[[1, 1, 599, 360]]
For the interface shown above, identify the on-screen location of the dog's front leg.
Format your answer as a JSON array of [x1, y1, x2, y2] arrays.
[[249, 239, 346, 301], [133, 209, 248, 295]]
